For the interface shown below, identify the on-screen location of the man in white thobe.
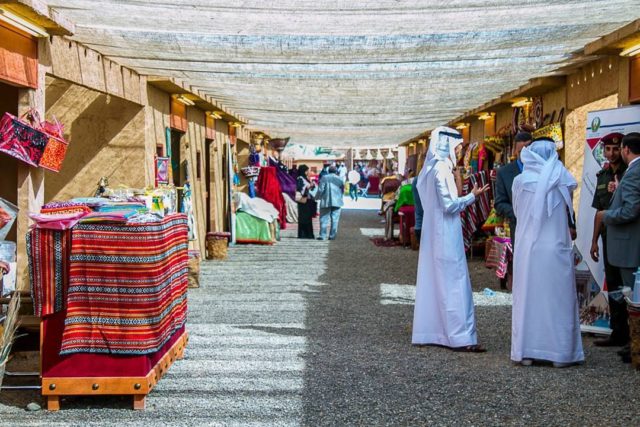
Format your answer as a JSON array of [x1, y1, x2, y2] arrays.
[[511, 138, 584, 367], [412, 127, 489, 352]]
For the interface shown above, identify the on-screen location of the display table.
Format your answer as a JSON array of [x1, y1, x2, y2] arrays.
[[28, 214, 189, 410]]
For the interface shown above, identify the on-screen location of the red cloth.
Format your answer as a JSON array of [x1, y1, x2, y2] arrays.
[[256, 166, 287, 229], [398, 206, 415, 246], [60, 214, 189, 355], [368, 176, 380, 195], [42, 309, 185, 378], [27, 228, 71, 316]]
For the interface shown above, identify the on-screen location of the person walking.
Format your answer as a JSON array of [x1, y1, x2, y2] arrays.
[[348, 169, 361, 201], [589, 133, 627, 347], [510, 138, 584, 368], [597, 132, 640, 363], [412, 127, 490, 352], [315, 166, 344, 240], [296, 164, 317, 239]]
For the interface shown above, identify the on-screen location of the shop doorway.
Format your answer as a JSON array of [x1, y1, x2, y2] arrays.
[[0, 82, 19, 241]]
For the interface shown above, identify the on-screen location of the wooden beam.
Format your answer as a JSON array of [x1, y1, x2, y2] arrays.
[[147, 76, 248, 125], [584, 18, 640, 55], [448, 76, 566, 126], [0, 0, 74, 35]]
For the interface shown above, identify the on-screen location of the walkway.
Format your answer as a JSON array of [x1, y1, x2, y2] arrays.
[[2, 210, 639, 425]]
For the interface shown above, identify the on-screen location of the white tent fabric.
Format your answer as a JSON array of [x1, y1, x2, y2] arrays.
[[47, 1, 640, 146]]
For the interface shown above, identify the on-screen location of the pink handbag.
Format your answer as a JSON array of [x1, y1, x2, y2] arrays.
[[0, 111, 49, 167]]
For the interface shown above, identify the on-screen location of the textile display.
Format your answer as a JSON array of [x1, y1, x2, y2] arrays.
[[485, 237, 512, 279], [29, 211, 88, 230], [59, 214, 189, 355], [27, 228, 72, 317], [283, 192, 299, 223], [256, 166, 287, 229], [156, 157, 170, 185], [233, 192, 279, 223], [460, 171, 492, 250], [0, 112, 49, 167], [0, 197, 18, 241], [235, 211, 274, 244], [268, 157, 297, 200]]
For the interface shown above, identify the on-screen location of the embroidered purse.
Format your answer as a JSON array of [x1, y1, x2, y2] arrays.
[[0, 111, 49, 167]]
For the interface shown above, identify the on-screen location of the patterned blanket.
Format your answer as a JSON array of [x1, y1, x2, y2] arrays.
[[59, 214, 189, 355], [27, 228, 72, 317]]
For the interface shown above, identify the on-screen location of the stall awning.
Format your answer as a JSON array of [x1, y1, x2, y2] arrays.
[[45, 0, 640, 147]]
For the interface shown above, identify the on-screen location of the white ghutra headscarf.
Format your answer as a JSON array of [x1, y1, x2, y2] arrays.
[[420, 126, 463, 178], [518, 138, 577, 235]]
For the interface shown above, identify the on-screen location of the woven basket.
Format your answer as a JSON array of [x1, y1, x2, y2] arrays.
[[207, 239, 228, 260], [187, 256, 200, 288], [628, 303, 640, 370]]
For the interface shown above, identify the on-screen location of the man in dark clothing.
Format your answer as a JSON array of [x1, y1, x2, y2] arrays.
[[590, 133, 628, 347], [494, 131, 532, 290], [494, 131, 532, 243]]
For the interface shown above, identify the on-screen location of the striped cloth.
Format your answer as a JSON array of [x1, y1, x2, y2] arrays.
[[27, 228, 72, 317], [60, 214, 189, 355]]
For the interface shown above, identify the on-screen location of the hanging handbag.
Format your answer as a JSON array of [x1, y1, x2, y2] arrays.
[[38, 115, 69, 172], [0, 111, 49, 167]]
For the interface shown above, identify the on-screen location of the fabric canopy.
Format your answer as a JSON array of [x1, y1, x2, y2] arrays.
[[47, 1, 639, 147]]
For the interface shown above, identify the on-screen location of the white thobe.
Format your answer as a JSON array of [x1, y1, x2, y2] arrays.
[[412, 161, 478, 347], [511, 177, 584, 363]]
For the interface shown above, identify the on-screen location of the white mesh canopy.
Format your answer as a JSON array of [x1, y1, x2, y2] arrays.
[[47, 1, 640, 146]]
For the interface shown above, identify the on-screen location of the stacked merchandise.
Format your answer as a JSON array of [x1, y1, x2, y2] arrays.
[[233, 192, 280, 244]]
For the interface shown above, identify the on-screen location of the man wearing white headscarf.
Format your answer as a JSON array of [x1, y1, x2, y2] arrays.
[[412, 127, 490, 352], [511, 138, 584, 368]]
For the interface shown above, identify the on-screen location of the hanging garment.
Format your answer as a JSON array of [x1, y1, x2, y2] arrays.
[[412, 127, 479, 347], [256, 166, 287, 229], [511, 140, 584, 364]]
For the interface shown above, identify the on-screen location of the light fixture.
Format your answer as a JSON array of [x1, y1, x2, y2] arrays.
[[409, 143, 416, 148], [455, 123, 469, 130], [206, 111, 222, 119], [386, 149, 395, 160], [510, 98, 532, 108], [229, 122, 242, 128], [477, 112, 495, 121], [365, 149, 373, 160], [173, 94, 195, 106], [620, 43, 640, 57], [375, 149, 384, 161], [0, 8, 48, 37], [418, 139, 427, 145]]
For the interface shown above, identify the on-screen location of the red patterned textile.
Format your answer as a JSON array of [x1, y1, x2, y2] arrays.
[[60, 214, 189, 355], [256, 166, 287, 229], [42, 309, 185, 378], [27, 228, 72, 317]]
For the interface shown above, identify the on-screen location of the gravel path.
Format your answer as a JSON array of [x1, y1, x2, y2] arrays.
[[1, 209, 638, 425]]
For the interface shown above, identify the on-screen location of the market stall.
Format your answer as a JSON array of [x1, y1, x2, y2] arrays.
[[26, 192, 189, 411]]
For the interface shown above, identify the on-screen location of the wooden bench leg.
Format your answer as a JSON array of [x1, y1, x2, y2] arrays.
[[133, 394, 145, 410], [47, 396, 60, 411]]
